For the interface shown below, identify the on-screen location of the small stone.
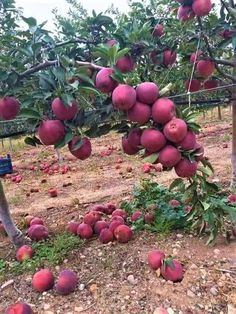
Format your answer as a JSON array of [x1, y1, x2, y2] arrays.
[[210, 287, 218, 296], [176, 234, 183, 238], [228, 304, 236, 314], [44, 311, 54, 314], [153, 308, 167, 314], [98, 251, 103, 257], [172, 248, 178, 255], [190, 264, 198, 270], [79, 283, 85, 291], [213, 249, 220, 255], [89, 283, 98, 293], [74, 307, 84, 312], [1, 279, 14, 290], [43, 304, 51, 310], [127, 274, 137, 285], [55, 266, 60, 271], [187, 290, 195, 298], [63, 259, 68, 263], [167, 308, 174, 314]]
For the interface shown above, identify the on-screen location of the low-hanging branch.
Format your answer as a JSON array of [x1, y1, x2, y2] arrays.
[[197, 18, 236, 82], [213, 58, 234, 67], [45, 37, 97, 51], [18, 60, 103, 80]]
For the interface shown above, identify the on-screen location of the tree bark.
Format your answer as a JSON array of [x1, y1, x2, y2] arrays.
[[230, 49, 236, 189], [0, 180, 24, 247], [217, 106, 222, 120]]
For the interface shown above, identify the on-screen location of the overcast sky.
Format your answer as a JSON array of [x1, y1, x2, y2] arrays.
[[15, 0, 220, 31], [15, 0, 129, 29]]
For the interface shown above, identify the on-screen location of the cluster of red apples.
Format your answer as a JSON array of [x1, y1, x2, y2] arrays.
[[148, 249, 183, 283], [26, 216, 49, 241], [186, 50, 217, 93], [0, 96, 92, 161], [177, 0, 212, 22], [96, 67, 204, 177], [67, 203, 133, 244], [5, 268, 78, 313]]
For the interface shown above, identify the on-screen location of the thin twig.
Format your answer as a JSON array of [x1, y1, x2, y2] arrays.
[[78, 303, 95, 313], [197, 17, 236, 82], [222, 281, 236, 287], [18, 60, 102, 80], [45, 38, 96, 51], [216, 268, 236, 275], [76, 61, 103, 70]]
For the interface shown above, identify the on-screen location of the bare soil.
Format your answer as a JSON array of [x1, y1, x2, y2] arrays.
[[0, 108, 236, 314]]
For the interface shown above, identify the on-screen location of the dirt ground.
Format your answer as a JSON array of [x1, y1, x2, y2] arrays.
[[0, 108, 236, 314]]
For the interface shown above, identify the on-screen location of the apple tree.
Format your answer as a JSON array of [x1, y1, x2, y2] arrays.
[[0, 0, 235, 246]]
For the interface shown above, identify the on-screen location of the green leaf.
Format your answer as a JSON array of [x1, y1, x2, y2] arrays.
[[24, 137, 37, 147], [232, 37, 236, 50], [169, 178, 184, 191], [116, 48, 130, 60], [76, 73, 94, 86], [21, 16, 37, 27], [39, 73, 57, 90], [20, 108, 42, 119], [72, 138, 83, 151], [110, 70, 124, 84], [223, 206, 236, 221], [200, 201, 210, 211], [198, 165, 213, 177], [24, 136, 42, 147], [77, 85, 101, 95], [31, 42, 42, 55], [52, 67, 65, 83], [143, 153, 159, 164], [54, 130, 74, 149], [61, 94, 74, 107]]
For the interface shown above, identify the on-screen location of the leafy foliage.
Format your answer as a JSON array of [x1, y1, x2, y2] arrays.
[[121, 179, 188, 234], [170, 165, 236, 245]]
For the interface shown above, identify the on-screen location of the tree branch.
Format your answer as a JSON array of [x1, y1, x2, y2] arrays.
[[220, 0, 236, 17], [76, 61, 103, 70], [45, 37, 96, 51], [18, 60, 103, 80], [213, 58, 234, 67], [197, 18, 236, 82], [18, 60, 57, 79]]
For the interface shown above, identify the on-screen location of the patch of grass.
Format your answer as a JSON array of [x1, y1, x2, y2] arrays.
[[6, 233, 83, 276], [222, 134, 231, 142], [8, 194, 23, 206], [0, 137, 27, 154], [37, 150, 51, 160], [0, 259, 7, 280]]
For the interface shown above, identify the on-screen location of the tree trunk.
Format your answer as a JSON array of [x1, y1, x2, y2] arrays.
[[230, 50, 236, 189], [9, 138, 13, 152], [0, 180, 24, 247], [217, 106, 222, 120]]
